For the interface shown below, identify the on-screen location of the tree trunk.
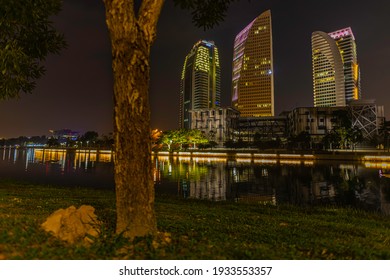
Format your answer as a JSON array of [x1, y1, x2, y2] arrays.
[[103, 0, 164, 239]]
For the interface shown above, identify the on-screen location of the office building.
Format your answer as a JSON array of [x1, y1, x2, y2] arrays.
[[180, 40, 221, 129], [287, 100, 384, 145], [312, 27, 361, 107], [231, 10, 274, 117], [328, 27, 361, 102]]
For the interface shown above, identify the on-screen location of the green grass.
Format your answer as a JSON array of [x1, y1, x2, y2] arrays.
[[1, 180, 390, 259]]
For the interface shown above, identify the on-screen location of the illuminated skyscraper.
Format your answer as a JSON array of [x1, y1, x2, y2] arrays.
[[328, 28, 361, 103], [231, 10, 274, 117], [312, 27, 361, 107], [180, 40, 221, 129]]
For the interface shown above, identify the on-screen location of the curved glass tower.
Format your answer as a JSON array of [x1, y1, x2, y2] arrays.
[[180, 40, 221, 129], [312, 27, 360, 107], [231, 10, 274, 117], [312, 31, 346, 107], [328, 28, 361, 103]]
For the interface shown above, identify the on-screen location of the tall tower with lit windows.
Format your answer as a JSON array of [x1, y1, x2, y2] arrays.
[[312, 27, 361, 107], [180, 40, 221, 129], [231, 10, 274, 117]]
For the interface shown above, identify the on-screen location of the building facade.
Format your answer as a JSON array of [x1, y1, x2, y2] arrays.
[[237, 116, 288, 143], [180, 40, 221, 129], [288, 100, 384, 144], [312, 27, 361, 107], [349, 99, 385, 140], [287, 107, 348, 144], [189, 107, 240, 145], [328, 28, 361, 102], [231, 10, 274, 117], [49, 129, 80, 142]]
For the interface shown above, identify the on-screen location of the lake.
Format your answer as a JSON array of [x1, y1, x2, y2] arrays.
[[1, 147, 390, 215]]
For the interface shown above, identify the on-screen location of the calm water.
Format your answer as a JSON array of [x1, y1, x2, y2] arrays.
[[1, 147, 390, 215], [0, 148, 114, 188]]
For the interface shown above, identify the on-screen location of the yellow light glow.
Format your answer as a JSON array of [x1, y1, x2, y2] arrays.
[[181, 56, 188, 79], [195, 46, 210, 72], [236, 153, 252, 158], [254, 159, 277, 164], [236, 158, 252, 163], [303, 155, 315, 158], [214, 47, 220, 67], [178, 157, 192, 162], [353, 87, 359, 100], [192, 152, 227, 157], [99, 154, 112, 162], [253, 153, 277, 158], [364, 162, 390, 169], [280, 160, 301, 165], [193, 157, 227, 163], [34, 149, 66, 163], [280, 154, 302, 158], [157, 156, 170, 161], [353, 63, 359, 80], [363, 156, 390, 162], [178, 152, 191, 156]]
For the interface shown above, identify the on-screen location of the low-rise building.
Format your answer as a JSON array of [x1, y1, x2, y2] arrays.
[[349, 99, 385, 139], [237, 116, 288, 143], [49, 129, 80, 143], [189, 107, 239, 145], [287, 99, 385, 144], [287, 106, 347, 144], [188, 100, 385, 148]]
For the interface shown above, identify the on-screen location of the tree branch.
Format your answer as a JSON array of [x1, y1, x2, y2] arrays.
[[138, 0, 165, 43], [103, 0, 136, 40]]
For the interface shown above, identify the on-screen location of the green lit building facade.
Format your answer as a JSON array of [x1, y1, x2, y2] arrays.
[[180, 40, 221, 129]]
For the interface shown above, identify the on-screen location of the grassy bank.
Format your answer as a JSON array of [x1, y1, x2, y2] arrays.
[[1, 180, 390, 259]]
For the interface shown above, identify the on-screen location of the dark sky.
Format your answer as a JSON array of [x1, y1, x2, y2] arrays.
[[1, 0, 389, 138]]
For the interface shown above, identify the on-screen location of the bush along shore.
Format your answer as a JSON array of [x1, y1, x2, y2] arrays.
[[1, 180, 390, 260]]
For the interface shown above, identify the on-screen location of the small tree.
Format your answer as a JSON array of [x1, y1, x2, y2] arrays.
[[208, 141, 218, 149], [80, 131, 99, 147], [186, 129, 209, 148], [47, 137, 60, 147], [336, 127, 349, 149], [322, 129, 341, 150], [348, 126, 363, 150], [159, 130, 175, 151]]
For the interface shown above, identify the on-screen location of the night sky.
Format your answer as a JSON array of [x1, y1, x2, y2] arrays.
[[0, 0, 389, 138]]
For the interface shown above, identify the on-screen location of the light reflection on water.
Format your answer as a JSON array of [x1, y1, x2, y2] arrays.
[[1, 147, 390, 215], [0, 147, 114, 188], [153, 156, 390, 215]]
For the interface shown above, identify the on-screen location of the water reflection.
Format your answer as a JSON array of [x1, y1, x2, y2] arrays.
[[23, 148, 113, 171], [1, 147, 390, 215], [153, 156, 390, 215], [0, 147, 114, 188]]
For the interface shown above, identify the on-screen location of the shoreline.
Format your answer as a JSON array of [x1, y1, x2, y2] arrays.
[[155, 149, 390, 162], [2, 145, 390, 162]]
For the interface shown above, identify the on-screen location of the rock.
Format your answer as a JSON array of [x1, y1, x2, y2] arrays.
[[41, 205, 101, 244]]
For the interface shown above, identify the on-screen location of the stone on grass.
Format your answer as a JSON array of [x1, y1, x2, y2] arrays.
[[41, 205, 100, 244]]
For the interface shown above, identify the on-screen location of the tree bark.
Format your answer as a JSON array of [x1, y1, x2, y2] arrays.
[[103, 0, 164, 238]]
